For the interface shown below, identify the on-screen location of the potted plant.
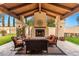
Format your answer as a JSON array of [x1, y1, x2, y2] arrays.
[[16, 25, 25, 36]]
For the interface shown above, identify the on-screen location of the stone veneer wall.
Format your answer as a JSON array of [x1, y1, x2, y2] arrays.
[[48, 27, 56, 36]]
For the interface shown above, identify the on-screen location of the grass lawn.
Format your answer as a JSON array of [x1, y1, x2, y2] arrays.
[[65, 37, 79, 45], [0, 34, 16, 46]]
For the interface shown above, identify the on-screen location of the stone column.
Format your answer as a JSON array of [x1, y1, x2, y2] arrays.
[[13, 18, 15, 27], [8, 16, 10, 27], [0, 10, 4, 27], [7, 16, 11, 33], [55, 16, 60, 37], [55, 15, 64, 41], [1, 16, 4, 31], [19, 16, 26, 24], [16, 19, 22, 28], [2, 16, 4, 27]]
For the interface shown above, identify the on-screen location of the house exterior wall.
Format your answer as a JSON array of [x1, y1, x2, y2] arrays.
[[64, 26, 79, 37], [0, 27, 16, 34]]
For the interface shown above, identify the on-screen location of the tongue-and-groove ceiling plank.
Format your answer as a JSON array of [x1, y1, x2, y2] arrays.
[[59, 3, 78, 9], [10, 3, 38, 14], [2, 3, 23, 9], [62, 7, 79, 19], [21, 9, 38, 17], [42, 3, 71, 15], [42, 9, 63, 17]]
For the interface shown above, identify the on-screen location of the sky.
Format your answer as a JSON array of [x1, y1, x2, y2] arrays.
[[64, 12, 79, 29]]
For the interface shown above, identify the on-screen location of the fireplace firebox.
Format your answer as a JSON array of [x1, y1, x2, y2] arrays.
[[35, 29, 45, 37]]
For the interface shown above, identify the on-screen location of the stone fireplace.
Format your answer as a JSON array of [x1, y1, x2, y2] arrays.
[[35, 28, 45, 37], [31, 12, 48, 38]]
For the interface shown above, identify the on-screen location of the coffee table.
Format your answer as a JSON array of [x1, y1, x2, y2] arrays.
[[25, 39, 48, 54]]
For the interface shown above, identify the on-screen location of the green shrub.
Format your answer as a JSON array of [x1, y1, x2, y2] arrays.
[[0, 30, 7, 36], [65, 37, 79, 45], [47, 19, 55, 27], [0, 34, 16, 46]]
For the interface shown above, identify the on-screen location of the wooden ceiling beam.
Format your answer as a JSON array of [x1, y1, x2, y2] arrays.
[[50, 3, 72, 11], [71, 4, 79, 10], [8, 3, 32, 11], [46, 3, 71, 12], [10, 3, 38, 12], [20, 9, 38, 17], [44, 12, 56, 18], [0, 7, 19, 19], [23, 9, 56, 18], [42, 9, 63, 17], [25, 13, 56, 18], [39, 3, 41, 12], [24, 13, 34, 18], [16, 8, 38, 15], [62, 7, 79, 19], [42, 7, 64, 15]]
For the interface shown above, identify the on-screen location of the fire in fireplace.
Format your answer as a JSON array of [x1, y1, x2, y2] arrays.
[[35, 29, 45, 37]]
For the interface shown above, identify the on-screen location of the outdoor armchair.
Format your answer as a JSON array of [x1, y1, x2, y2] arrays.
[[48, 35, 57, 46], [11, 36, 24, 50]]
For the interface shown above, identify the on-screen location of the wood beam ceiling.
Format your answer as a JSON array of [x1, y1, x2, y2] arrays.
[[49, 3, 72, 12], [42, 9, 63, 17], [42, 8, 63, 16], [0, 3, 79, 20], [8, 3, 31, 10], [71, 4, 79, 10], [10, 3, 38, 13], [20, 9, 38, 17], [39, 3, 41, 12], [62, 7, 79, 19], [43, 11, 56, 18], [8, 3, 32, 11], [16, 8, 38, 15], [0, 7, 19, 19]]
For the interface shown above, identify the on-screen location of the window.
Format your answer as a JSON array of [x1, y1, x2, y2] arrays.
[[0, 16, 2, 26], [10, 16, 14, 27], [0, 14, 16, 27], [0, 14, 3, 26], [4, 14, 9, 26]]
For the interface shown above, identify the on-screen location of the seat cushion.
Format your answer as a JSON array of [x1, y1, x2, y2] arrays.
[[16, 40, 23, 45]]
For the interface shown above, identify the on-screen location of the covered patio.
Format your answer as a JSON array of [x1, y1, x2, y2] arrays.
[[0, 40, 79, 56], [0, 3, 79, 55]]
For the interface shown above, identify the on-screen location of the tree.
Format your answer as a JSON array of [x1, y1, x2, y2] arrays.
[[25, 18, 34, 36], [27, 19, 34, 26], [47, 18, 55, 27]]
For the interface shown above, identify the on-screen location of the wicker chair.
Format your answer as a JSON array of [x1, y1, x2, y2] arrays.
[[48, 35, 57, 46], [11, 36, 24, 50]]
